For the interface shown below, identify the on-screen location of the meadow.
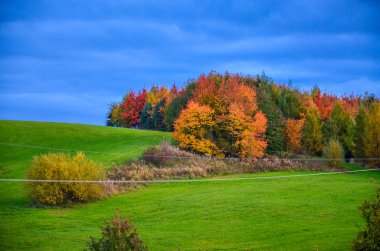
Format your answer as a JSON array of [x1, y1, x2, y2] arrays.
[[0, 120, 379, 250]]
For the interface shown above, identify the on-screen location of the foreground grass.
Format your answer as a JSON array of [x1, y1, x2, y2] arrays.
[[0, 120, 379, 250]]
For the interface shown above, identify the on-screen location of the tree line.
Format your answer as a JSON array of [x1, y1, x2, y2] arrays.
[[106, 72, 380, 159]]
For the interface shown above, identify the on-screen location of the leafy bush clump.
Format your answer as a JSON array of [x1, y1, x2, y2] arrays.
[[26, 152, 106, 206], [353, 186, 380, 251], [86, 210, 147, 251], [322, 139, 344, 167]]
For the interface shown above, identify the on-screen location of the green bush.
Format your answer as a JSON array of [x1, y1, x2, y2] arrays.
[[86, 210, 147, 251], [353, 186, 380, 251], [322, 139, 344, 167], [26, 152, 106, 206]]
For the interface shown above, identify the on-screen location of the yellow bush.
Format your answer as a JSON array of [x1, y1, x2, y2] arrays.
[[322, 139, 344, 168], [26, 152, 106, 206]]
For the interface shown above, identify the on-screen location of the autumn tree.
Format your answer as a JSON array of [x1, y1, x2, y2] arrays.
[[173, 101, 222, 156], [312, 87, 338, 121], [342, 95, 360, 117], [285, 118, 305, 153], [354, 106, 369, 158], [146, 86, 169, 109], [323, 139, 344, 167], [119, 89, 147, 127], [197, 73, 267, 157], [302, 109, 323, 155], [362, 102, 380, 163], [106, 103, 121, 127], [174, 73, 267, 158]]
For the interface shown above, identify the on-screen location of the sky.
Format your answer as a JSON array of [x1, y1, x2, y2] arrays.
[[0, 0, 379, 125]]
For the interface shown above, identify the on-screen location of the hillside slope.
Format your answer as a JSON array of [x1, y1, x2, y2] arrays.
[[0, 120, 379, 250], [0, 120, 172, 178]]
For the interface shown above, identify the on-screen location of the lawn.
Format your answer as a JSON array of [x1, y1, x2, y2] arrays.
[[0, 120, 379, 250]]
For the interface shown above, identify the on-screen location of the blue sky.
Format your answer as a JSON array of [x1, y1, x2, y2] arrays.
[[1, 0, 379, 125]]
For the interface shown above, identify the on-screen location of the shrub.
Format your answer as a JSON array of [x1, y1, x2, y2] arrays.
[[86, 210, 147, 251], [26, 152, 106, 206], [353, 186, 380, 251], [141, 142, 195, 167], [322, 139, 344, 167]]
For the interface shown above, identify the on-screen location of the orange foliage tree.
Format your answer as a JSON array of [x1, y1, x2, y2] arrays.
[[285, 117, 305, 153], [173, 101, 222, 156], [174, 73, 267, 158]]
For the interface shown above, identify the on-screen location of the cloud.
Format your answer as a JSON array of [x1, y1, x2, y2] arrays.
[[0, 0, 379, 124]]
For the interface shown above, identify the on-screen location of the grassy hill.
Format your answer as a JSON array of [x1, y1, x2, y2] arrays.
[[0, 120, 379, 250]]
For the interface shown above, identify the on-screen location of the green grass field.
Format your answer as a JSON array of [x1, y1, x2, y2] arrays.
[[0, 120, 379, 250]]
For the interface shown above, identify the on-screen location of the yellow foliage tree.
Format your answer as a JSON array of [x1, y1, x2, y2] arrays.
[[221, 104, 267, 157], [146, 86, 169, 109], [364, 102, 380, 162], [173, 101, 223, 157]]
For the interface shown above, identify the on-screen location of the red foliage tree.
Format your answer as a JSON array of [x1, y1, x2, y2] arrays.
[[312, 88, 338, 121], [341, 95, 360, 117], [119, 89, 147, 127]]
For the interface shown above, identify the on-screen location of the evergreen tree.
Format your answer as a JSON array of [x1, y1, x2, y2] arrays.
[[153, 98, 167, 131], [302, 109, 323, 155], [256, 84, 286, 154], [278, 88, 304, 119], [165, 82, 196, 131], [140, 103, 154, 130]]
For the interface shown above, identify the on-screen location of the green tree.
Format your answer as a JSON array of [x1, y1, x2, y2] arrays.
[[140, 103, 154, 130], [323, 102, 355, 157], [278, 88, 304, 119], [256, 84, 286, 154], [153, 98, 167, 131], [302, 109, 323, 155], [165, 82, 196, 131]]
